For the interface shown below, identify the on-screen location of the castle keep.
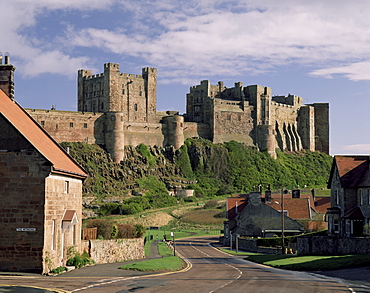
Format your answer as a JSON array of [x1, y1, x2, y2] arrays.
[[15, 62, 327, 162]]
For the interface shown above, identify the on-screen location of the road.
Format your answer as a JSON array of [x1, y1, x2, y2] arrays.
[[0, 237, 363, 292]]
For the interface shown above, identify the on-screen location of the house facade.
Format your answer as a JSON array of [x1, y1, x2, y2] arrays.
[[224, 192, 305, 245], [327, 156, 370, 237], [0, 84, 88, 273]]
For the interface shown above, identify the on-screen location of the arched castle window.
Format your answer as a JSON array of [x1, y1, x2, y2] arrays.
[[134, 104, 138, 111], [101, 102, 104, 111]]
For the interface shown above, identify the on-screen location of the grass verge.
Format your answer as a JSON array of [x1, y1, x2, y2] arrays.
[[118, 256, 184, 272], [219, 248, 370, 271], [120, 241, 184, 272]]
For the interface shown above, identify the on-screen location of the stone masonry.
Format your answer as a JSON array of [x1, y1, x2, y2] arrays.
[[21, 63, 328, 162]]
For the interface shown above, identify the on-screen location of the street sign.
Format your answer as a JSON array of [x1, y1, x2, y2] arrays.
[[16, 228, 36, 232]]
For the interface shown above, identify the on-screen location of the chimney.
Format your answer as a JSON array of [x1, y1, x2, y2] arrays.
[[0, 52, 15, 99]]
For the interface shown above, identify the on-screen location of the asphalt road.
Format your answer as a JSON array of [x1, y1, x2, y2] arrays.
[[0, 236, 369, 293]]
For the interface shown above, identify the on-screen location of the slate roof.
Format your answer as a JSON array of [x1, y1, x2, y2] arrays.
[[0, 90, 88, 178], [328, 156, 370, 188]]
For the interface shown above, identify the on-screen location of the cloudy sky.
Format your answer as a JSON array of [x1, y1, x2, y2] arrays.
[[1, 0, 370, 155]]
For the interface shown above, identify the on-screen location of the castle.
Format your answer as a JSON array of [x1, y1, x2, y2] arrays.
[[3, 61, 329, 162]]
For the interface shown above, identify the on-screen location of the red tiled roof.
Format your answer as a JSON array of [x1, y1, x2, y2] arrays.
[[314, 197, 331, 214], [0, 91, 88, 178], [227, 196, 248, 219], [331, 156, 370, 188], [266, 198, 312, 219]]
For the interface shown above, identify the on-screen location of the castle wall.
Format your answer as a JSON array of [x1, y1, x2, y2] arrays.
[[25, 109, 105, 145], [123, 122, 164, 147], [212, 99, 254, 145], [298, 105, 315, 151], [313, 103, 329, 154], [183, 122, 212, 141]]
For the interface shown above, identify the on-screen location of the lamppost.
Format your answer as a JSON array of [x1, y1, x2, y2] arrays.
[[171, 231, 175, 256], [275, 188, 287, 255], [281, 188, 285, 255]]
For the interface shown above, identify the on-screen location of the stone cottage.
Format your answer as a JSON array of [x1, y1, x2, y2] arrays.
[[327, 156, 370, 237], [224, 193, 304, 245], [0, 86, 88, 273]]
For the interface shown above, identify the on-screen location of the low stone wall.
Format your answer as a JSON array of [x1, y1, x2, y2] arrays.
[[238, 238, 279, 254], [298, 236, 370, 255], [82, 238, 145, 264]]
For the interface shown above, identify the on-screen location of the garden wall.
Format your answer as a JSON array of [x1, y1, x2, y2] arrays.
[[82, 238, 145, 264], [236, 238, 279, 254], [298, 237, 370, 255]]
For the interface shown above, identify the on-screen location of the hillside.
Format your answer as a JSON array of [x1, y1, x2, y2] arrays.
[[61, 139, 332, 208]]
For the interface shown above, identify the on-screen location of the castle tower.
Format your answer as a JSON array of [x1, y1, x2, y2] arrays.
[[164, 115, 184, 149], [142, 67, 157, 123], [104, 63, 121, 112], [0, 53, 15, 99], [105, 112, 125, 163]]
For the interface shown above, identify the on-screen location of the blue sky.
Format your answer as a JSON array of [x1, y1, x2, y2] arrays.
[[1, 0, 370, 155]]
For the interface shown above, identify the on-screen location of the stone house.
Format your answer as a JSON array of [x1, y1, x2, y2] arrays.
[[224, 193, 305, 245], [0, 87, 88, 273], [327, 156, 370, 237]]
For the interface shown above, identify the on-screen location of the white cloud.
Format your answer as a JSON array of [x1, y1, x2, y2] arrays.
[[332, 144, 370, 155], [310, 61, 370, 81], [21, 51, 91, 77], [3, 0, 370, 82]]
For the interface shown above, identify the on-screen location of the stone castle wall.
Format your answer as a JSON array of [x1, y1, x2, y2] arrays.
[[23, 63, 328, 162]]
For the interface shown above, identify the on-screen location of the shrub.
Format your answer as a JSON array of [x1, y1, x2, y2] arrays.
[[204, 200, 219, 209], [117, 224, 135, 238], [49, 266, 68, 274], [84, 219, 115, 239], [100, 203, 121, 216], [67, 252, 94, 268]]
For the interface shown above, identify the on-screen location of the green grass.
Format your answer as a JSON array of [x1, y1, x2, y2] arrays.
[[119, 256, 184, 272], [218, 247, 258, 256], [157, 241, 174, 256], [219, 248, 370, 271]]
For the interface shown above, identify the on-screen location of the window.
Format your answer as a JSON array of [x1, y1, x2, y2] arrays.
[[69, 122, 74, 128], [64, 181, 69, 194], [134, 104, 138, 111], [40, 121, 45, 127], [52, 220, 56, 250], [122, 89, 125, 95], [335, 190, 339, 205], [83, 123, 88, 128]]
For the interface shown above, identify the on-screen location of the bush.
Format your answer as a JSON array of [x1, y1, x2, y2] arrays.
[[84, 219, 115, 239], [49, 266, 68, 274], [100, 203, 121, 216], [117, 224, 135, 238], [67, 251, 94, 268], [204, 200, 219, 209]]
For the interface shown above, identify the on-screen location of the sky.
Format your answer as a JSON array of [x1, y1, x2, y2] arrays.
[[1, 0, 370, 155]]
